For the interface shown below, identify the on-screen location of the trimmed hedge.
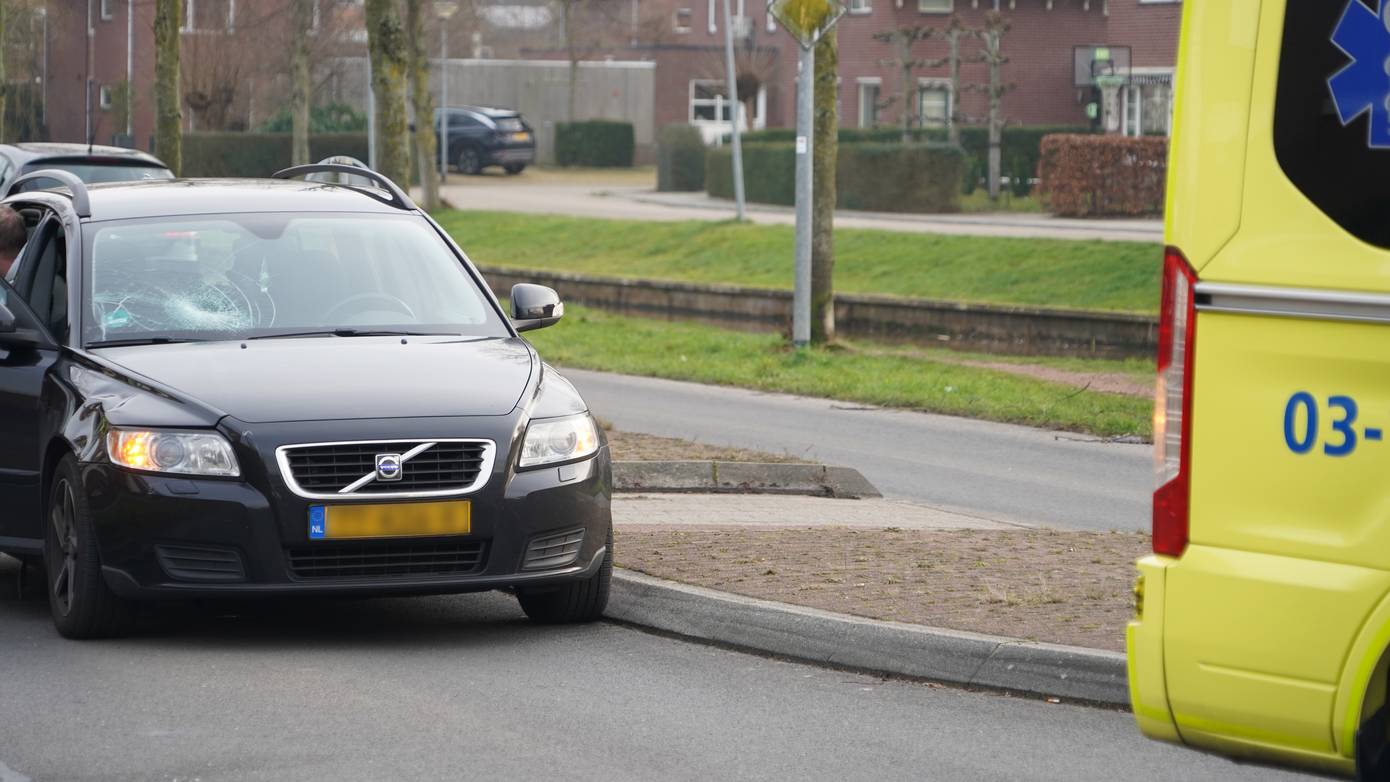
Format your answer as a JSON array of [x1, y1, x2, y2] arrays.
[[656, 125, 707, 192], [1037, 134, 1168, 217], [555, 120, 636, 168], [182, 133, 370, 178], [707, 142, 965, 214], [738, 125, 1089, 196]]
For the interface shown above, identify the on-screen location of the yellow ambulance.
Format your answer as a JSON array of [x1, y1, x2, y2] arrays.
[[1128, 0, 1390, 777]]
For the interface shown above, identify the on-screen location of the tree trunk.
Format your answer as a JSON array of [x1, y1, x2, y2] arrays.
[[154, 0, 182, 175], [365, 0, 411, 188], [899, 37, 914, 144], [563, 1, 579, 123], [405, 0, 440, 211], [986, 29, 1002, 201], [0, 0, 7, 145], [290, 0, 313, 166], [947, 28, 961, 146], [811, 29, 838, 345]]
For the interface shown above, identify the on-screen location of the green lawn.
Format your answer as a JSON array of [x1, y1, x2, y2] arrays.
[[526, 307, 1153, 439], [437, 211, 1161, 313]]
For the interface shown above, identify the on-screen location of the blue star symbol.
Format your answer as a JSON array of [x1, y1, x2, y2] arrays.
[[1331, 0, 1390, 148]]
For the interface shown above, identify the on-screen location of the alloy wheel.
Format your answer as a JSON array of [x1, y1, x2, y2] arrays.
[[48, 479, 79, 617]]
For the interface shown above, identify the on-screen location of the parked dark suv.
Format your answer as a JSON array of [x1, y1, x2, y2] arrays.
[[0, 164, 612, 639], [436, 106, 536, 176], [0, 143, 172, 194]]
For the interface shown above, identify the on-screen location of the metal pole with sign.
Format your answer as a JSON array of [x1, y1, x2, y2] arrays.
[[723, 0, 746, 221], [435, 2, 459, 183], [768, 0, 845, 347]]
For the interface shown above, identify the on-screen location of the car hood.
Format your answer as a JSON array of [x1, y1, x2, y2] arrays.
[[94, 336, 536, 424]]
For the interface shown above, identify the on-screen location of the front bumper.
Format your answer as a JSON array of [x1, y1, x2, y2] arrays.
[[80, 430, 613, 600]]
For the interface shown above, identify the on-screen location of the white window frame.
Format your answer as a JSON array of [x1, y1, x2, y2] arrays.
[[99, 85, 114, 111], [917, 78, 952, 130], [918, 0, 952, 13], [183, 0, 236, 33], [857, 78, 882, 129], [674, 7, 693, 33], [690, 79, 733, 125], [1120, 67, 1175, 138], [849, 0, 872, 13], [708, 0, 717, 33], [100, 0, 114, 21]]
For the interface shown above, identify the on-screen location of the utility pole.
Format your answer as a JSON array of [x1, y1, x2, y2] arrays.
[[722, 0, 745, 220], [437, 1, 458, 183]]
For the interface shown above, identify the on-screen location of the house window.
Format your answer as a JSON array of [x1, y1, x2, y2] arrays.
[[918, 0, 952, 12], [674, 7, 693, 33], [849, 0, 871, 13], [690, 80, 734, 123], [918, 81, 950, 129], [1121, 71, 1174, 137], [858, 80, 881, 128], [707, 0, 717, 33], [99, 85, 114, 111], [184, 0, 235, 32], [100, 0, 114, 21]]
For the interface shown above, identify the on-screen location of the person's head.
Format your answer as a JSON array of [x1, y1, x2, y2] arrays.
[[0, 206, 24, 278]]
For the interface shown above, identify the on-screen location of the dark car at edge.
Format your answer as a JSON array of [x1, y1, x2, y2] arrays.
[[436, 106, 537, 176], [0, 164, 611, 638]]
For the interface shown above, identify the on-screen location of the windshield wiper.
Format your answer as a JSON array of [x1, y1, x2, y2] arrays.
[[247, 329, 455, 341], [86, 337, 209, 349]]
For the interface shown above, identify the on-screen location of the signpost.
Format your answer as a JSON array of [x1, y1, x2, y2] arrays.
[[768, 0, 846, 347]]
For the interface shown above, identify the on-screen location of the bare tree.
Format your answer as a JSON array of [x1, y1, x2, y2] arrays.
[[290, 0, 314, 165], [811, 29, 837, 344], [405, 0, 440, 210], [365, 0, 411, 187], [155, 0, 182, 174], [874, 26, 941, 143], [975, 11, 1011, 200]]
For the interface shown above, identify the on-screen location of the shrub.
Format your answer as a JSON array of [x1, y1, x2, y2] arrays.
[[555, 120, 635, 168], [1037, 134, 1168, 217], [256, 103, 368, 134], [656, 125, 707, 192], [181, 133, 371, 178], [738, 125, 1089, 196], [708, 142, 965, 213]]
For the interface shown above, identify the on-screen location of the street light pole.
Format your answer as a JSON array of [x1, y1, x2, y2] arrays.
[[792, 45, 814, 346], [435, 2, 458, 184], [722, 0, 745, 221]]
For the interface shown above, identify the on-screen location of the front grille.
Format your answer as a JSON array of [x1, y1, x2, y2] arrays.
[[155, 544, 246, 583], [281, 440, 490, 497], [523, 529, 584, 571], [287, 541, 488, 580]]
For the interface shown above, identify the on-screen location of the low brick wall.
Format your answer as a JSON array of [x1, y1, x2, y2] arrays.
[[480, 266, 1157, 359]]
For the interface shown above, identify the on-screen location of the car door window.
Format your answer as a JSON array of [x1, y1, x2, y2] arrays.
[[13, 216, 69, 343]]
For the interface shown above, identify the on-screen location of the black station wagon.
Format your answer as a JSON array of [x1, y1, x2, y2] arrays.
[[0, 164, 612, 639]]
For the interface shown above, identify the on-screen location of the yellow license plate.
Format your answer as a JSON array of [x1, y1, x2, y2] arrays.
[[309, 501, 471, 541], [513, 132, 532, 142]]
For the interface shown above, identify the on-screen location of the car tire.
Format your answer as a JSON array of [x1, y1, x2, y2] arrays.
[[458, 148, 483, 176], [516, 527, 612, 624], [44, 456, 135, 639], [504, 165, 526, 176]]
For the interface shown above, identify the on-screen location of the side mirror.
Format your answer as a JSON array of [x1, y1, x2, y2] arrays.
[[0, 302, 43, 350], [511, 284, 564, 333]]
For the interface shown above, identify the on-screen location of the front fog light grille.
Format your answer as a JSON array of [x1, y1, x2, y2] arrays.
[[287, 541, 488, 579], [523, 529, 584, 571]]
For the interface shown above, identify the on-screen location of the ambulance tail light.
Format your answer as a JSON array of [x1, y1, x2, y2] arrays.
[[1153, 248, 1196, 558]]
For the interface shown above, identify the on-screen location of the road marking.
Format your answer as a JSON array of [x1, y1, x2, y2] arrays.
[[0, 760, 31, 782]]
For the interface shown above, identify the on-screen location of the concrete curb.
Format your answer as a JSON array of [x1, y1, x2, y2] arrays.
[[613, 461, 882, 499], [608, 569, 1130, 707]]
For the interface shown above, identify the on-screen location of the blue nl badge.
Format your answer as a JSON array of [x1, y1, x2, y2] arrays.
[[1331, 0, 1390, 148], [309, 506, 327, 540]]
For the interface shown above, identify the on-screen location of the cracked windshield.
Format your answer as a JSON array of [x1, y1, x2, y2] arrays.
[[0, 1, 1372, 781]]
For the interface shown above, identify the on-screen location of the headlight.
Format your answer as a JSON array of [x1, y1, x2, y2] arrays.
[[519, 414, 599, 469], [106, 429, 241, 478]]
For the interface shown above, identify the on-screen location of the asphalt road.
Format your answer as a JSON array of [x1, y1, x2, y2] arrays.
[[0, 557, 1315, 782], [566, 369, 1152, 532]]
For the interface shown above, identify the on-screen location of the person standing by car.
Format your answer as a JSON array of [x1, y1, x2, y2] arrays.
[[0, 205, 23, 279]]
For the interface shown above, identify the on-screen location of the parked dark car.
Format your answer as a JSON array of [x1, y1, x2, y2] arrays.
[[0, 143, 172, 195], [435, 106, 536, 176], [0, 164, 612, 639]]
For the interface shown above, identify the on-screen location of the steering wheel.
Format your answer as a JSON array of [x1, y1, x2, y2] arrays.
[[323, 293, 417, 323]]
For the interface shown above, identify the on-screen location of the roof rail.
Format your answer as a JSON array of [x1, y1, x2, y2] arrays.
[[4, 169, 93, 218], [271, 163, 417, 212]]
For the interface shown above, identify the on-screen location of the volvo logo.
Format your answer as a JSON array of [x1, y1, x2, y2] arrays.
[[375, 453, 405, 482]]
